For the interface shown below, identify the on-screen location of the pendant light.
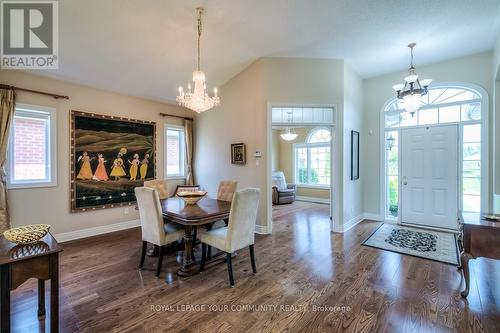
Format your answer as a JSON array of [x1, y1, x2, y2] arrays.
[[392, 43, 432, 117], [280, 112, 298, 141]]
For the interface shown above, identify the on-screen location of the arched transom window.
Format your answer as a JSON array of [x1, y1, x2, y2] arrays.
[[383, 84, 486, 219], [307, 128, 331, 143]]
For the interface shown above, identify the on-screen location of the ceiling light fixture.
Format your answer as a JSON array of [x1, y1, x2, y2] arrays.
[[392, 43, 432, 117], [280, 112, 298, 141], [176, 8, 220, 113]]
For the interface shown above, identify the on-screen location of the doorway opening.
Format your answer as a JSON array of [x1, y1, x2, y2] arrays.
[[266, 105, 338, 233]]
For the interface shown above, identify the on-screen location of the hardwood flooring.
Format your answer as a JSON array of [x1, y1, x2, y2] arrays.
[[10, 201, 500, 332]]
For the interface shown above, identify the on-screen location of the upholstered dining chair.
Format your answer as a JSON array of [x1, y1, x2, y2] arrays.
[[135, 187, 184, 277], [143, 179, 169, 199], [205, 180, 238, 256], [217, 180, 237, 202], [198, 188, 260, 287]]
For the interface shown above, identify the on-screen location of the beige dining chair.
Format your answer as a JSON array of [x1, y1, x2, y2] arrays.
[[217, 180, 237, 202], [135, 187, 184, 276], [205, 180, 238, 257], [198, 188, 260, 286], [143, 179, 169, 199]]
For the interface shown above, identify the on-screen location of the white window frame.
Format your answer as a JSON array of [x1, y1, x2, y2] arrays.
[[164, 124, 186, 180], [7, 103, 57, 189], [293, 127, 332, 189], [379, 82, 490, 222]]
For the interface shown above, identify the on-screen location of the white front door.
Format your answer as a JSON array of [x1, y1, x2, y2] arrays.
[[401, 125, 458, 230]]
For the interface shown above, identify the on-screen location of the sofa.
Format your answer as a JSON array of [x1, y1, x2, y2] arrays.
[[271, 171, 296, 205]]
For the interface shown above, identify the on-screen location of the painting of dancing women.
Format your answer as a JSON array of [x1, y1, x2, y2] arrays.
[[71, 110, 156, 212]]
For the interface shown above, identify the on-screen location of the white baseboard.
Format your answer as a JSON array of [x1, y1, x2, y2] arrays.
[[363, 213, 384, 222], [344, 214, 365, 232], [295, 196, 330, 204], [255, 224, 270, 235], [332, 212, 383, 233], [54, 219, 140, 243], [332, 214, 364, 233]]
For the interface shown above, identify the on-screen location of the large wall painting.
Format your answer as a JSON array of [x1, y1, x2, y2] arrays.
[[70, 110, 156, 212]]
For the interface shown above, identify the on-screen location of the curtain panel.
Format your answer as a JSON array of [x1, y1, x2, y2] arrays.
[[184, 119, 194, 185], [0, 88, 16, 232]]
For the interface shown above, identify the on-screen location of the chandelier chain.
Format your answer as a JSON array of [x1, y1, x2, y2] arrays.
[[197, 8, 203, 71], [408, 42, 416, 69]]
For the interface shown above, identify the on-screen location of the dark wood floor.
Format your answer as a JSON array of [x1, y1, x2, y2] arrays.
[[10, 201, 500, 332]]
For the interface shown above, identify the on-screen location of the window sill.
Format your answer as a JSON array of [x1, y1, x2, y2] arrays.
[[7, 182, 57, 190], [166, 176, 186, 181], [296, 184, 330, 190]]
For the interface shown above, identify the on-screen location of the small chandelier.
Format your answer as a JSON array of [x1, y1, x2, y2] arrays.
[[392, 43, 432, 117], [176, 8, 220, 113], [280, 112, 298, 141]]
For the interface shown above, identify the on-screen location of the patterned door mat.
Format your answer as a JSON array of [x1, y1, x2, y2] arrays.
[[362, 224, 459, 265]]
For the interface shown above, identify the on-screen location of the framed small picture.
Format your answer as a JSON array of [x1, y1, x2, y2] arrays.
[[351, 130, 359, 180], [231, 143, 246, 164]]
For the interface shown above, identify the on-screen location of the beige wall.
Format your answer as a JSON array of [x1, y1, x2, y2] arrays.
[[273, 127, 330, 199], [343, 63, 364, 223], [493, 35, 500, 212], [195, 57, 352, 232], [1, 70, 191, 235], [363, 51, 494, 217], [195, 59, 267, 228]]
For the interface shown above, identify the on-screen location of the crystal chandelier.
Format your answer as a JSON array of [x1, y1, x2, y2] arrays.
[[280, 112, 298, 141], [176, 8, 220, 113], [392, 43, 432, 117]]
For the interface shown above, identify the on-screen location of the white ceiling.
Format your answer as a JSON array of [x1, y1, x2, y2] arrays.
[[34, 0, 500, 103]]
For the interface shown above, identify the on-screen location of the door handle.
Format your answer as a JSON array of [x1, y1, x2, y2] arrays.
[[403, 181, 408, 185]]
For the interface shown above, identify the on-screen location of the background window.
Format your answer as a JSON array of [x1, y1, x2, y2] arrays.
[[385, 131, 399, 218], [294, 128, 331, 187], [462, 124, 481, 212], [165, 126, 186, 178], [8, 105, 56, 188]]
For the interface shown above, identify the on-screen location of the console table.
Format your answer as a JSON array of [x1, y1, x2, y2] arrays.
[[0, 233, 62, 332], [460, 212, 500, 297]]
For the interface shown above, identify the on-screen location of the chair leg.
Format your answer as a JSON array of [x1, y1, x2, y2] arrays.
[[156, 246, 164, 277], [249, 244, 257, 273], [139, 241, 147, 269], [199, 243, 207, 273], [226, 252, 234, 287]]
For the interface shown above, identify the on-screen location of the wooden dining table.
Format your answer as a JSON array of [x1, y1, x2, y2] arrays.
[[160, 197, 232, 276]]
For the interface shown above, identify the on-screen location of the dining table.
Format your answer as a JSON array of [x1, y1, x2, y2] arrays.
[[160, 196, 232, 276]]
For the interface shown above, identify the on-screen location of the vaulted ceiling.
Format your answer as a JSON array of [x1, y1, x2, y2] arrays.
[[34, 0, 500, 102]]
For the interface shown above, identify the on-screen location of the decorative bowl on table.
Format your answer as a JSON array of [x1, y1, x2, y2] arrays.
[[176, 191, 207, 205], [3, 224, 51, 245], [482, 214, 500, 222]]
